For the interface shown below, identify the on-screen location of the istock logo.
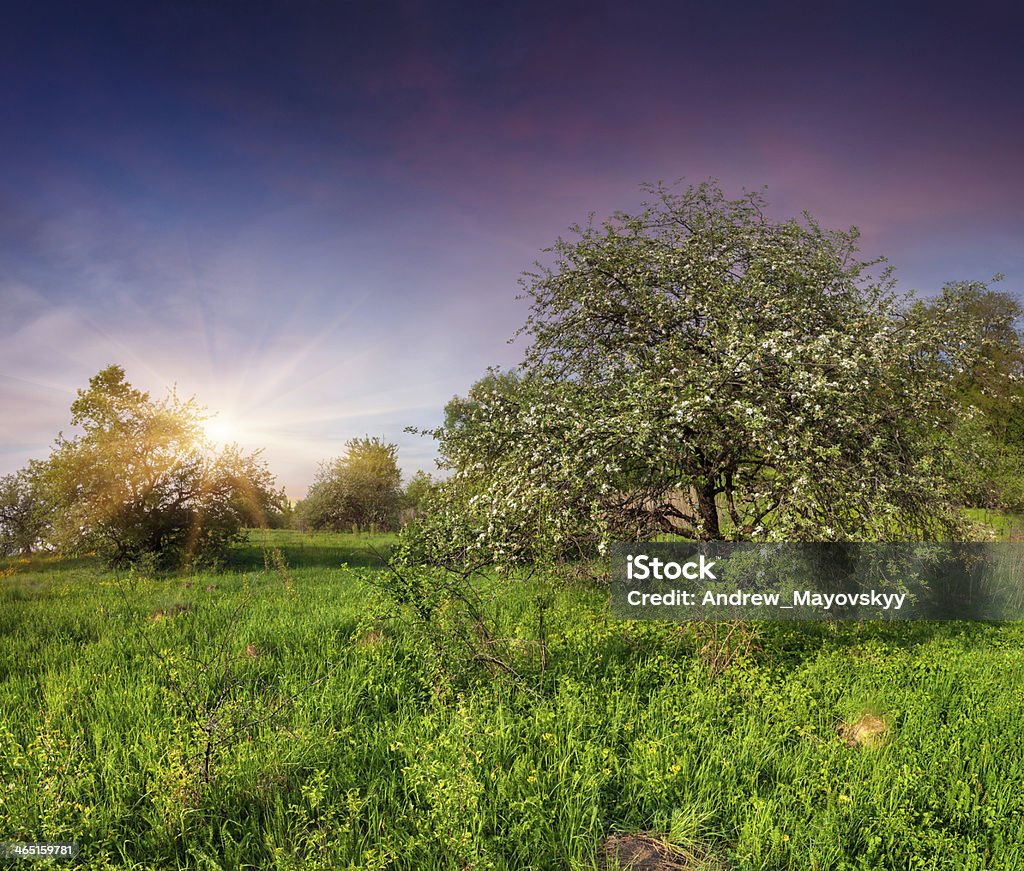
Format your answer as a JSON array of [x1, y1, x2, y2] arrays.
[[613, 542, 1024, 622], [625, 553, 717, 581]]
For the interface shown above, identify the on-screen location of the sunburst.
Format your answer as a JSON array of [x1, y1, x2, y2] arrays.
[[200, 414, 241, 447]]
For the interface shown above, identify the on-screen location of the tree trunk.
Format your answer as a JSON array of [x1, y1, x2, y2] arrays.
[[695, 477, 722, 540]]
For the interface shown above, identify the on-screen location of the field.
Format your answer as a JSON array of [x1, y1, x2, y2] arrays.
[[2, 530, 1024, 870]]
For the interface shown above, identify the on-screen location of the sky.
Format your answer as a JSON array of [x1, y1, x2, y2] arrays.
[[2, 0, 1022, 497]]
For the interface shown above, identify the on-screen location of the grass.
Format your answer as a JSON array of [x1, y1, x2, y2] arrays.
[[1, 530, 1023, 869], [966, 509, 1024, 541]]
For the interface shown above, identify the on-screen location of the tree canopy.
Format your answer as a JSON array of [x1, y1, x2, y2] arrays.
[[297, 437, 402, 532], [407, 181, 1000, 566], [925, 282, 1024, 509], [35, 365, 280, 568], [401, 470, 436, 514], [0, 470, 47, 557]]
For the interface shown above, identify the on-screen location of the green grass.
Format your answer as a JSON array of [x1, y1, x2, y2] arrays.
[[1, 531, 1023, 869], [966, 509, 1024, 541]]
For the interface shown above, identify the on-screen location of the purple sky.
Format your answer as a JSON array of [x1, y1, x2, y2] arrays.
[[2, 1, 1022, 497]]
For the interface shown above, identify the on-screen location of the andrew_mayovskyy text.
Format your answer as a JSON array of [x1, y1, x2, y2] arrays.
[[626, 589, 907, 611]]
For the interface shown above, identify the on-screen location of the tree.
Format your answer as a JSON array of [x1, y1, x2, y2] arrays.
[[298, 437, 402, 532], [442, 370, 525, 434], [923, 282, 1024, 509], [36, 365, 280, 568], [0, 469, 47, 557], [401, 470, 436, 514], [412, 181, 990, 565]]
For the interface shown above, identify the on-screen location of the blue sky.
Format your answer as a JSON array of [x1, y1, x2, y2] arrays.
[[2, 0, 1022, 496]]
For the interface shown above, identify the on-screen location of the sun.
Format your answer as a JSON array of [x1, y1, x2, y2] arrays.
[[201, 414, 241, 446]]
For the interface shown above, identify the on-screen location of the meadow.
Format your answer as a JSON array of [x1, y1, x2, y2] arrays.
[[1, 529, 1023, 870]]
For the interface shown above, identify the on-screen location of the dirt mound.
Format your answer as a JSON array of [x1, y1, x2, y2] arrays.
[[838, 713, 888, 748], [600, 833, 726, 870]]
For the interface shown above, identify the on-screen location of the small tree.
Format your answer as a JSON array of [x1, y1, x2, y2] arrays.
[[300, 437, 402, 532], [0, 469, 47, 557], [37, 365, 280, 568], [412, 181, 990, 566], [401, 471, 436, 513], [925, 282, 1024, 509]]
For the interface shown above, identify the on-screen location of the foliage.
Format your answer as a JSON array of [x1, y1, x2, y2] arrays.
[[296, 437, 402, 532], [34, 365, 280, 569], [0, 469, 48, 556], [262, 488, 295, 529], [398, 470, 437, 523], [412, 181, 988, 567], [441, 369, 525, 435], [924, 282, 1024, 509], [365, 560, 532, 695]]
